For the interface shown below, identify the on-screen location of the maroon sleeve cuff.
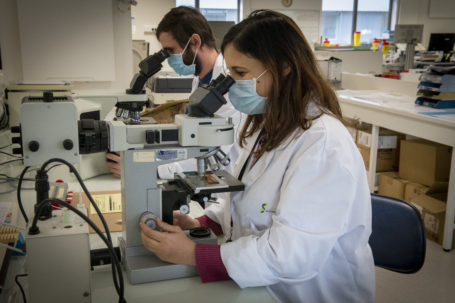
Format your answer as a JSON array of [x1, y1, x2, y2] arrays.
[[196, 215, 223, 235], [195, 243, 230, 283]]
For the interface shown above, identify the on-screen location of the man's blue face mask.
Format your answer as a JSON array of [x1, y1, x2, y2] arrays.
[[228, 70, 268, 115], [167, 37, 198, 76]]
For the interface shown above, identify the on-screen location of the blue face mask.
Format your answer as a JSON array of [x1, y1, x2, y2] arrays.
[[228, 70, 267, 115], [167, 37, 198, 76]]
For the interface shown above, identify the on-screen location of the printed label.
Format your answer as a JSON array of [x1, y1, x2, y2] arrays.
[[156, 149, 188, 161]]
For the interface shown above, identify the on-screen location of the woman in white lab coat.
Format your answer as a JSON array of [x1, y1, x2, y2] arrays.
[[140, 9, 375, 303]]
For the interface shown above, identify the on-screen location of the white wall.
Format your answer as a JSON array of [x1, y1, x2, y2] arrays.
[[0, 0, 24, 84], [0, 0, 133, 93], [131, 0, 175, 53], [242, 0, 323, 46], [398, 0, 455, 48]]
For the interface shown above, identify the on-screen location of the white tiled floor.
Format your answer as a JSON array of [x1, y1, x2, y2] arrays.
[[376, 239, 455, 303]]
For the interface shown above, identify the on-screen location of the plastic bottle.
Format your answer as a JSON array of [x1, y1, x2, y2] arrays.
[[353, 31, 361, 47], [382, 41, 390, 55], [372, 38, 379, 50], [323, 37, 330, 47]]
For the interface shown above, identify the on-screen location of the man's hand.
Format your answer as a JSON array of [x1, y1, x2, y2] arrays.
[[173, 211, 201, 230], [106, 152, 121, 178], [140, 218, 196, 266]]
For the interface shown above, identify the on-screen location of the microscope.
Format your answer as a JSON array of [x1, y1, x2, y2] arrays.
[[13, 49, 243, 290]]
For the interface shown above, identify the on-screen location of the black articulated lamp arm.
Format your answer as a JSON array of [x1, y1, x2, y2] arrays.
[[126, 49, 170, 94]]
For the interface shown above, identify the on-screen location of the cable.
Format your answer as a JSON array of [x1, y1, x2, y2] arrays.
[[0, 150, 22, 158], [45, 163, 62, 173], [0, 159, 23, 166], [0, 144, 12, 149], [38, 158, 121, 294], [0, 173, 34, 181], [17, 166, 30, 224], [0, 101, 8, 130], [15, 274, 28, 303], [31, 199, 126, 303]]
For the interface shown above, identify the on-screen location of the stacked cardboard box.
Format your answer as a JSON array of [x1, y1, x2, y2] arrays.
[[378, 172, 409, 200], [409, 192, 451, 246], [356, 124, 405, 172], [397, 139, 452, 246], [399, 140, 452, 187]]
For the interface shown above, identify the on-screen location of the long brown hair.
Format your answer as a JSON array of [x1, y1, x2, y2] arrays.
[[221, 10, 343, 158]]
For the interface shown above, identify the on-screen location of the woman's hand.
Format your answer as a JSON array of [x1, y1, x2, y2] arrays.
[[106, 152, 121, 178], [140, 218, 196, 266], [173, 211, 201, 230]]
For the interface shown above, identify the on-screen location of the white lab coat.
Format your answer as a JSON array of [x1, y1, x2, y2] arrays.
[[157, 53, 244, 178], [205, 114, 375, 303]]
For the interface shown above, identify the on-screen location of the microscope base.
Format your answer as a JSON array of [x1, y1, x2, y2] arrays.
[[119, 231, 217, 284]]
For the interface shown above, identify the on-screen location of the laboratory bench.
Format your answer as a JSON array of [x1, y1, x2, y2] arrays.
[[337, 90, 455, 250], [0, 163, 274, 303]]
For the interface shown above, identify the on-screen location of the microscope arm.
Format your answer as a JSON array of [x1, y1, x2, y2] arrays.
[[126, 49, 169, 94]]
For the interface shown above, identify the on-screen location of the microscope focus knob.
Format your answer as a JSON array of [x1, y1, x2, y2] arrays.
[[179, 204, 189, 214], [63, 139, 74, 150], [139, 212, 159, 230], [28, 141, 40, 152]]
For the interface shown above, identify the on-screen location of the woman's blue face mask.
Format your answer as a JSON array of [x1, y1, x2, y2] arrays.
[[167, 37, 198, 76], [228, 70, 268, 115]]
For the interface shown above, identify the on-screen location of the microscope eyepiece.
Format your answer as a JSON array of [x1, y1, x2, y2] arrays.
[[128, 49, 170, 94], [212, 74, 235, 96], [188, 74, 236, 117]]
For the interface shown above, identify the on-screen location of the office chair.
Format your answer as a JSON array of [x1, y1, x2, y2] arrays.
[[369, 193, 426, 274]]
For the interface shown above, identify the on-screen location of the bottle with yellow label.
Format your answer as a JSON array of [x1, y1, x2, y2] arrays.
[[382, 41, 390, 55], [371, 38, 379, 50], [323, 37, 330, 47], [353, 31, 361, 47]]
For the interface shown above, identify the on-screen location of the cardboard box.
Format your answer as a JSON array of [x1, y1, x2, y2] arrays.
[[358, 145, 399, 172], [399, 140, 452, 186], [378, 172, 409, 200], [141, 99, 188, 123], [356, 125, 405, 150], [356, 125, 405, 172], [410, 193, 454, 247], [74, 191, 122, 233], [404, 181, 449, 202], [404, 182, 430, 202]]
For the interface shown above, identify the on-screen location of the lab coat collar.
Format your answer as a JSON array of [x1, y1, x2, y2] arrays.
[[191, 53, 225, 93]]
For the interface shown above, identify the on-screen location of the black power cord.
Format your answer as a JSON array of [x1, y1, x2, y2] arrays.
[[15, 274, 28, 303], [30, 198, 126, 303], [17, 166, 30, 224], [0, 159, 23, 166], [37, 158, 122, 294], [0, 150, 22, 158]]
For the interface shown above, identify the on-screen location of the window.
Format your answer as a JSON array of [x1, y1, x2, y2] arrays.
[[176, 0, 239, 23], [322, 0, 395, 45]]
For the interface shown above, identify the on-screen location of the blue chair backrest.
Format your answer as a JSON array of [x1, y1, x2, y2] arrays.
[[369, 193, 426, 273]]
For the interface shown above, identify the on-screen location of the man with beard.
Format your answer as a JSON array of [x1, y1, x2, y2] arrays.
[[106, 6, 243, 179]]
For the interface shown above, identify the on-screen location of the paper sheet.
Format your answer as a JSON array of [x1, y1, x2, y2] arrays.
[[89, 193, 122, 215]]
